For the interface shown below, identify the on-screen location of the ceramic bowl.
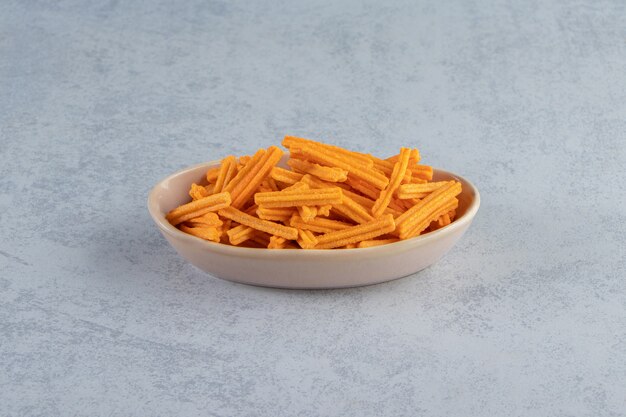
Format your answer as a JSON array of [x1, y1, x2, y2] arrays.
[[148, 158, 480, 289]]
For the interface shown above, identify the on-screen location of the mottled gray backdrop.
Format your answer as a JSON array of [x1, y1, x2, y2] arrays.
[[1, 0, 625, 416]]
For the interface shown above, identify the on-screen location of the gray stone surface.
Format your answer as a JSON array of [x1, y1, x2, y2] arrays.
[[1, 0, 625, 415]]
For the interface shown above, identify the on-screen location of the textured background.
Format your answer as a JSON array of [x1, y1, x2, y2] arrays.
[[1, 0, 625, 416]]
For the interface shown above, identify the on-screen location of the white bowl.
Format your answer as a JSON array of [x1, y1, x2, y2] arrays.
[[148, 159, 480, 289]]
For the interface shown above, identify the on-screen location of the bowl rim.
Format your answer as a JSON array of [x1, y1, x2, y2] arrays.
[[148, 161, 480, 259]]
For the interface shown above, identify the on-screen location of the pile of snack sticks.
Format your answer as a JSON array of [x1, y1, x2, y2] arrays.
[[166, 136, 462, 249]]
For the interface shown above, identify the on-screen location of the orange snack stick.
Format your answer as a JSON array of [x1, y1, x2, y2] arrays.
[[239, 155, 251, 165], [344, 175, 380, 200], [295, 144, 389, 189], [283, 136, 373, 167], [180, 225, 221, 242], [297, 205, 318, 222], [410, 164, 434, 181], [333, 193, 374, 224], [398, 193, 428, 202], [368, 156, 412, 183], [386, 148, 420, 165], [219, 206, 298, 240], [224, 146, 284, 209], [166, 192, 231, 226], [296, 229, 318, 249], [270, 167, 304, 186], [397, 198, 423, 211], [437, 213, 452, 228], [287, 158, 348, 183], [265, 177, 279, 191], [268, 236, 288, 249], [254, 187, 342, 208], [219, 219, 232, 243], [290, 215, 352, 234], [317, 204, 332, 217], [315, 214, 396, 249], [343, 243, 358, 249], [227, 224, 256, 246], [404, 198, 459, 238], [298, 174, 351, 190], [395, 181, 462, 239], [205, 184, 215, 194], [206, 167, 220, 183], [371, 148, 411, 217], [186, 212, 223, 228], [357, 238, 400, 248], [256, 206, 296, 222], [189, 183, 210, 200], [338, 186, 401, 217], [213, 155, 238, 193], [397, 181, 448, 199], [281, 181, 309, 191]]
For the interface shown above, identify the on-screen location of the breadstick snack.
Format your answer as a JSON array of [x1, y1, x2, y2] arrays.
[[165, 136, 462, 248]]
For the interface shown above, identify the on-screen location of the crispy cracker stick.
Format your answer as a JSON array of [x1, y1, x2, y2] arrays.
[[226, 146, 284, 209], [180, 225, 221, 242], [290, 215, 352, 234], [344, 176, 379, 200], [343, 243, 358, 249], [239, 155, 251, 165], [397, 181, 448, 199], [346, 176, 406, 213], [317, 204, 332, 217], [213, 155, 238, 193], [298, 174, 351, 190], [386, 148, 420, 165], [282, 181, 308, 191], [206, 167, 219, 183], [397, 192, 428, 201], [333, 193, 374, 224], [283, 136, 373, 167], [227, 224, 256, 245], [287, 158, 348, 183], [297, 205, 318, 222], [256, 206, 296, 222], [410, 164, 434, 181], [296, 229, 318, 249], [437, 213, 452, 227], [368, 156, 412, 183], [403, 198, 459, 238], [395, 181, 462, 239], [268, 236, 288, 249], [189, 183, 210, 200], [166, 192, 231, 225], [372, 148, 411, 217], [270, 167, 304, 186], [357, 238, 400, 248], [266, 177, 279, 191], [296, 144, 389, 189], [254, 187, 342, 208], [186, 212, 223, 228], [338, 186, 401, 217], [315, 214, 396, 249], [219, 206, 298, 240]]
